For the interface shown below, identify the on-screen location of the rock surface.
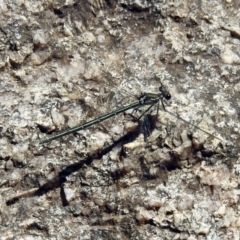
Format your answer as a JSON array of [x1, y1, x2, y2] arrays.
[[0, 0, 240, 239]]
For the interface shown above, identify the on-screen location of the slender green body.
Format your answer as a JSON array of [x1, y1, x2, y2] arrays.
[[39, 96, 160, 144], [40, 101, 138, 144], [39, 85, 171, 144]]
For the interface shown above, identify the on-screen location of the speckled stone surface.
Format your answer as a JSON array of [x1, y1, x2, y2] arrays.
[[0, 1, 240, 239]]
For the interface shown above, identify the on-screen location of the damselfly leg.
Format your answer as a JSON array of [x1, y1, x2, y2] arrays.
[[136, 84, 171, 120]]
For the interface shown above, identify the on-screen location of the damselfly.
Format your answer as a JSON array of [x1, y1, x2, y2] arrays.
[[39, 84, 171, 144]]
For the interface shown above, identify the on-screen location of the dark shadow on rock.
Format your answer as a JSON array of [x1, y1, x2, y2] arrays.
[[6, 126, 142, 205]]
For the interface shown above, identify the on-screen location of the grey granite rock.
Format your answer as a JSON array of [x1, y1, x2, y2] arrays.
[[0, 0, 239, 239]]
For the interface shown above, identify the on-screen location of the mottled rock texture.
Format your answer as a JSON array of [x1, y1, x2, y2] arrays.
[[0, 0, 240, 239]]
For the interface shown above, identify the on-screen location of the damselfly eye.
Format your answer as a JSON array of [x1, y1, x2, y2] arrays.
[[159, 86, 171, 100], [165, 92, 171, 100]]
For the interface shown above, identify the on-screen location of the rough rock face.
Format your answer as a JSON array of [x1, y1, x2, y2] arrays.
[[0, 0, 239, 239]]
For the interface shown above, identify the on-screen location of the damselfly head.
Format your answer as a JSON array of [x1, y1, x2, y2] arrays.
[[159, 85, 171, 100]]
